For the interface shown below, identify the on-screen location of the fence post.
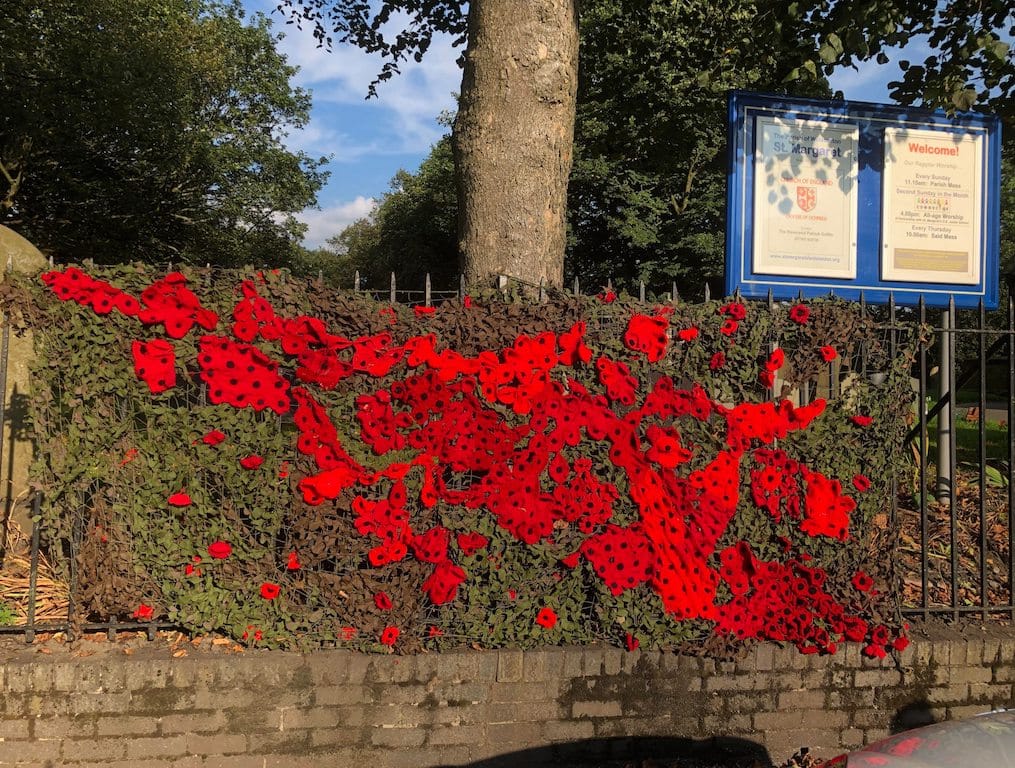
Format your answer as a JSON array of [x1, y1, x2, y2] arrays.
[[390, 272, 396, 304], [937, 304, 953, 500], [354, 270, 361, 292], [425, 273, 432, 307], [25, 492, 41, 644]]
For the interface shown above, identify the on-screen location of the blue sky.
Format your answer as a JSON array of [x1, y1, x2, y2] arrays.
[[241, 0, 922, 249]]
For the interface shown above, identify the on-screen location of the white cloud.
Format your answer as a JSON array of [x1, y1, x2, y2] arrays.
[[272, 13, 461, 154], [299, 196, 376, 248]]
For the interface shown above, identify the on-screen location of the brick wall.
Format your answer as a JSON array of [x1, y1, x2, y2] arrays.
[[1, 628, 1014, 767]]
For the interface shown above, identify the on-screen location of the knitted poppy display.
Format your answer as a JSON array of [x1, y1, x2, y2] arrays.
[[35, 266, 910, 657]]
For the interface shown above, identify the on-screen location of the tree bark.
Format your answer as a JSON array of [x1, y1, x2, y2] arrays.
[[453, 0, 578, 291]]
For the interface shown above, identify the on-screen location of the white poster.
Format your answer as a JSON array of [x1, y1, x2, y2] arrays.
[[882, 127, 982, 284], [752, 117, 859, 279]]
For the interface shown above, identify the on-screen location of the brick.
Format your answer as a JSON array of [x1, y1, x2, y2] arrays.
[[0, 717, 30, 739], [375, 746, 474, 768], [125, 735, 189, 759], [426, 723, 486, 745], [595, 716, 699, 739], [223, 706, 282, 733], [187, 732, 247, 755], [772, 671, 805, 690], [523, 649, 563, 682], [801, 709, 848, 729], [968, 682, 1014, 705], [313, 685, 371, 707], [34, 715, 97, 738], [372, 684, 430, 705], [435, 652, 473, 683], [562, 648, 583, 678], [412, 654, 438, 684], [953, 666, 993, 685], [864, 728, 891, 744], [202, 756, 261, 768], [572, 700, 623, 718], [543, 719, 596, 741], [432, 682, 488, 705], [130, 687, 196, 712], [307, 728, 360, 748], [755, 710, 805, 730], [344, 655, 371, 685], [725, 693, 775, 716], [61, 737, 128, 761], [949, 703, 994, 719], [763, 728, 841, 762], [704, 675, 765, 692], [488, 721, 541, 744], [247, 730, 312, 753], [125, 661, 173, 691], [840, 728, 865, 749], [301, 653, 349, 687], [755, 644, 775, 672], [850, 709, 891, 729], [263, 751, 359, 768], [489, 681, 555, 703], [372, 657, 415, 684], [160, 711, 227, 734], [430, 703, 489, 726], [193, 688, 259, 710], [497, 650, 523, 683], [778, 689, 826, 710], [702, 713, 752, 732], [0, 739, 60, 762], [96, 714, 159, 736], [603, 649, 623, 676], [926, 684, 971, 704], [370, 725, 425, 748], [486, 701, 561, 723], [854, 669, 902, 688], [362, 704, 425, 729], [281, 706, 343, 730]]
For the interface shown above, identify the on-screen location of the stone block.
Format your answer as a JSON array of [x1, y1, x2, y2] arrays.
[[124, 735, 189, 759], [186, 732, 247, 755], [60, 737, 127, 762], [542, 719, 595, 741], [572, 700, 622, 718], [370, 725, 426, 748], [497, 650, 523, 683]]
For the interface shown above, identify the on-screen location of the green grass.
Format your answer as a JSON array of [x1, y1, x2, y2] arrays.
[[918, 414, 1010, 472]]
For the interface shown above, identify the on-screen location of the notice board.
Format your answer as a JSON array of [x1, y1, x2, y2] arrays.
[[726, 91, 1001, 308]]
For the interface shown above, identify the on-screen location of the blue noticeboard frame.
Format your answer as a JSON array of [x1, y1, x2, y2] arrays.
[[725, 91, 1002, 309]]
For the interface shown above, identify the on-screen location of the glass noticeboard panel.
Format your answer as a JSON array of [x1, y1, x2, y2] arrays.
[[881, 127, 983, 285], [752, 117, 859, 280]]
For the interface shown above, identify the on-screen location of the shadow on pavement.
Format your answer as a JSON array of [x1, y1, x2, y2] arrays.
[[443, 735, 773, 767]]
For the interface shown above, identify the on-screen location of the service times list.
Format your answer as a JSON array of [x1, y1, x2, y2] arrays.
[[882, 127, 983, 285]]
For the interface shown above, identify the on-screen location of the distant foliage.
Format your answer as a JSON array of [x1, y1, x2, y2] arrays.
[[0, 0, 327, 266]]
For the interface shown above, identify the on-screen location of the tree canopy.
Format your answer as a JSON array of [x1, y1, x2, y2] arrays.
[[314, 0, 1012, 293], [1, 0, 328, 266]]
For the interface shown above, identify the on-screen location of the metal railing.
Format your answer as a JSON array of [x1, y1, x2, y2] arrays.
[[2, 267, 1013, 642]]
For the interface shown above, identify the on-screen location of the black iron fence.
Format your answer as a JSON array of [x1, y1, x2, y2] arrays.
[[1, 268, 1013, 642]]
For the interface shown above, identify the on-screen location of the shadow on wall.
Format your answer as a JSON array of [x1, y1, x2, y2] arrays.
[[443, 736, 772, 767], [891, 699, 937, 734]]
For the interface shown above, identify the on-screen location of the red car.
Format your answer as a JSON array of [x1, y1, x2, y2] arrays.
[[821, 710, 1015, 767]]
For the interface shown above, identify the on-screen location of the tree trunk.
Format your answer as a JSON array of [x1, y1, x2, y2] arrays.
[[453, 0, 578, 291]]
